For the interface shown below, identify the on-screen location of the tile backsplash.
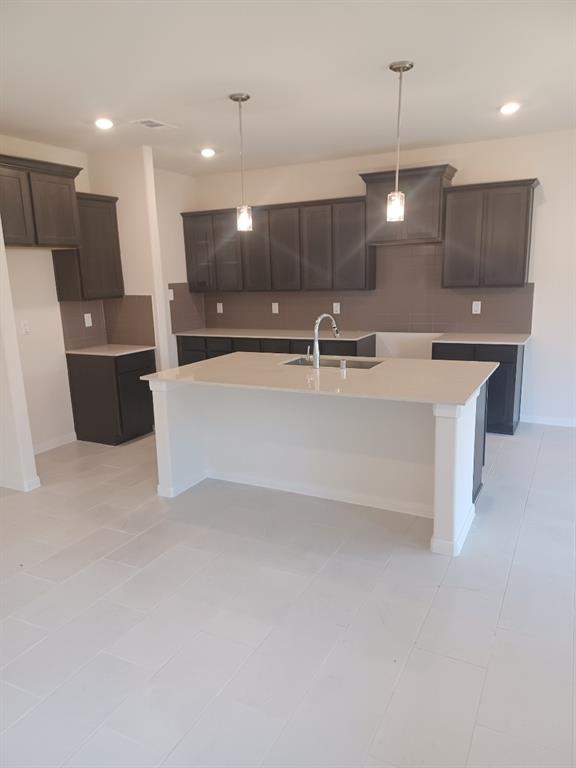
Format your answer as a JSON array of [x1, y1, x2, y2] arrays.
[[60, 295, 155, 350], [168, 244, 534, 334]]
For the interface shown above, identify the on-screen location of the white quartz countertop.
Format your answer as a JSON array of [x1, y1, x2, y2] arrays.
[[176, 328, 375, 341], [144, 352, 497, 406], [66, 344, 156, 357], [436, 333, 531, 345]]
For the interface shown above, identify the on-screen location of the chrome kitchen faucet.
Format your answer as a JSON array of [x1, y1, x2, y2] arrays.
[[313, 313, 340, 369]]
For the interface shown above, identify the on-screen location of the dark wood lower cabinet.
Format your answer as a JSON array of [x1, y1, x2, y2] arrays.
[[177, 334, 376, 365], [66, 351, 156, 445], [432, 342, 524, 435]]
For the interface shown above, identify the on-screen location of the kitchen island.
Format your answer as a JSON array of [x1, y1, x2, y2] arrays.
[[143, 352, 497, 556]]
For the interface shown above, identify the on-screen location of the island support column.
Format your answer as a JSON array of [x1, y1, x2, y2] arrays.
[[431, 392, 479, 556]]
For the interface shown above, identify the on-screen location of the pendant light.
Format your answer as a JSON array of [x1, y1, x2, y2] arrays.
[[229, 93, 252, 231], [387, 61, 413, 222]]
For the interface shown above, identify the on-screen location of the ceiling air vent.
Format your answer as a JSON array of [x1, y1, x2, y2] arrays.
[[130, 118, 176, 129]]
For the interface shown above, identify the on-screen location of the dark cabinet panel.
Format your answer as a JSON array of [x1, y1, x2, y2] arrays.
[[241, 208, 271, 291], [0, 166, 35, 245], [183, 214, 215, 291], [29, 172, 80, 246], [269, 207, 301, 290], [432, 342, 524, 434], [300, 204, 332, 289], [442, 180, 538, 289], [205, 337, 233, 353], [473, 384, 487, 501], [260, 339, 291, 353], [332, 200, 373, 290], [52, 194, 124, 301], [233, 338, 261, 352], [179, 350, 207, 365], [482, 185, 533, 286], [442, 189, 484, 288], [361, 165, 456, 245], [212, 211, 243, 291], [179, 336, 206, 352], [66, 351, 155, 445], [76, 194, 124, 299]]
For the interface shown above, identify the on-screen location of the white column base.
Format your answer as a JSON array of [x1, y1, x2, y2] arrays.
[[431, 502, 475, 556]]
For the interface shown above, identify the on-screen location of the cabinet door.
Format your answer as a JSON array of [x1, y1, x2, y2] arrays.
[[117, 364, 156, 441], [241, 208, 271, 290], [183, 215, 215, 291], [77, 195, 124, 299], [212, 211, 243, 291], [269, 207, 300, 290], [0, 167, 36, 245], [29, 172, 80, 246], [333, 200, 367, 289], [481, 185, 532, 286], [66, 355, 122, 444], [485, 362, 516, 432], [442, 189, 484, 287], [300, 204, 332, 289]]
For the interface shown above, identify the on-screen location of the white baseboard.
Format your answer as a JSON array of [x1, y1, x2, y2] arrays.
[[34, 432, 77, 455], [431, 503, 475, 557], [157, 475, 205, 498], [1, 474, 41, 492], [521, 416, 576, 429]]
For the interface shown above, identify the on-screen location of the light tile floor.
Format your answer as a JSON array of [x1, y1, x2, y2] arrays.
[[0, 424, 574, 767]]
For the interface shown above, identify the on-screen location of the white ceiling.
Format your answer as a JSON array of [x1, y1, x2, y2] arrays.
[[1, 1, 574, 176]]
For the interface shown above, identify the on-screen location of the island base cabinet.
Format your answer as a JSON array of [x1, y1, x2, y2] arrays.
[[66, 351, 156, 445]]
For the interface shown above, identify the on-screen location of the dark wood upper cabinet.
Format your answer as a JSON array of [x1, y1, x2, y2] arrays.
[[300, 204, 332, 290], [212, 211, 243, 291], [0, 155, 82, 248], [180, 196, 371, 293], [0, 166, 36, 245], [442, 189, 484, 288], [332, 199, 374, 290], [52, 193, 124, 301], [442, 179, 538, 288], [182, 213, 216, 291], [269, 206, 301, 290], [29, 172, 80, 247], [241, 208, 271, 291], [360, 165, 456, 245]]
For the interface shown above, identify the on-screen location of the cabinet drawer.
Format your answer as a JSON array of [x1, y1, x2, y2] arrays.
[[232, 338, 261, 352], [206, 337, 233, 352], [207, 351, 230, 358], [115, 351, 156, 374], [179, 336, 206, 351], [260, 339, 291, 353], [475, 344, 518, 364], [180, 350, 207, 365], [290, 340, 314, 355], [320, 340, 357, 356], [432, 343, 474, 361]]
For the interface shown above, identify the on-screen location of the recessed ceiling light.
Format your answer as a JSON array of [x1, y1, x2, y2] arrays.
[[500, 102, 521, 115], [200, 147, 216, 158], [94, 117, 114, 130]]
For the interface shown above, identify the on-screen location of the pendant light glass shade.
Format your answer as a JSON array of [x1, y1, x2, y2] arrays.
[[236, 205, 253, 232], [229, 93, 252, 232], [386, 61, 413, 223], [386, 190, 405, 222]]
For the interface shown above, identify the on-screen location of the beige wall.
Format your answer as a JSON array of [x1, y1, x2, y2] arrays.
[[154, 168, 198, 286], [0, 135, 92, 454], [189, 130, 576, 427]]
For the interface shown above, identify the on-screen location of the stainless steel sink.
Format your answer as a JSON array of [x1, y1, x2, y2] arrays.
[[284, 357, 382, 369]]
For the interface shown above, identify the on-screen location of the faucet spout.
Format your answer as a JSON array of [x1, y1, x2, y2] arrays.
[[312, 313, 341, 369]]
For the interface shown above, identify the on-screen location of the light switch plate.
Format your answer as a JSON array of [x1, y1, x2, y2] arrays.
[[333, 302, 341, 315], [472, 301, 482, 315], [168, 288, 174, 301], [216, 302, 224, 314], [83, 313, 93, 328], [272, 302, 279, 315]]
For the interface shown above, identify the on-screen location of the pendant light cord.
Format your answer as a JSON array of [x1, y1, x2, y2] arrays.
[[238, 100, 246, 207], [394, 69, 403, 194]]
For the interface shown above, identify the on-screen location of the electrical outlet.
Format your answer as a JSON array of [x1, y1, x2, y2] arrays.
[[216, 302, 224, 314], [83, 313, 93, 328], [332, 302, 341, 315], [272, 302, 279, 315], [168, 288, 174, 301], [21, 320, 31, 336], [472, 301, 482, 315]]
